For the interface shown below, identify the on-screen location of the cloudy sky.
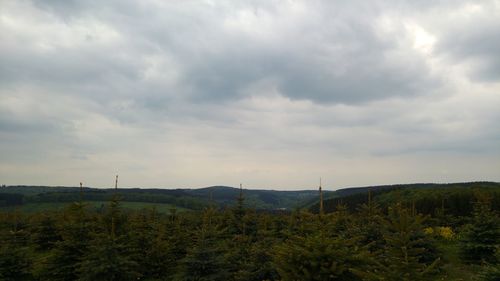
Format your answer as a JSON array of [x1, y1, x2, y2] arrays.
[[1, 0, 499, 190]]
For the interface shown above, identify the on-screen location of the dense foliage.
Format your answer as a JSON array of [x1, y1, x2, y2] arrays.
[[0, 187, 498, 280]]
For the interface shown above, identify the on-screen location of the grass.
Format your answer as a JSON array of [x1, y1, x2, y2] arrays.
[[0, 201, 190, 213]]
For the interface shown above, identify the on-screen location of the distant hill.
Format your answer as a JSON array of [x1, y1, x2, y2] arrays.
[[309, 181, 500, 217], [3, 182, 499, 215], [0, 185, 330, 212]]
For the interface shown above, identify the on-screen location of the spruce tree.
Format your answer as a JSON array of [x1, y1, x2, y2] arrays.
[[381, 204, 440, 281], [273, 232, 376, 281], [0, 217, 32, 281], [39, 203, 92, 281], [29, 212, 61, 251], [354, 194, 385, 253], [176, 208, 229, 281], [127, 209, 177, 279], [0, 244, 32, 281], [459, 193, 499, 264], [77, 233, 140, 281]]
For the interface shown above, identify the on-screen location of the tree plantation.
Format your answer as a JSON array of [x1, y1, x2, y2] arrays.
[[0, 186, 499, 280]]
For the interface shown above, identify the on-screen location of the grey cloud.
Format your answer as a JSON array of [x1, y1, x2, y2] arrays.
[[1, 0, 499, 187], [435, 3, 500, 81], [22, 0, 440, 106]]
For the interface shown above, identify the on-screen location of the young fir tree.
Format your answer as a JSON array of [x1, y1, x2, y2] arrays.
[[0, 212, 33, 281], [273, 231, 377, 281], [77, 233, 140, 281], [176, 208, 229, 281], [354, 192, 385, 253], [233, 236, 280, 281], [459, 193, 500, 264], [38, 203, 92, 281], [0, 244, 33, 281], [381, 204, 440, 281], [29, 212, 61, 251], [478, 250, 500, 281], [127, 209, 177, 279]]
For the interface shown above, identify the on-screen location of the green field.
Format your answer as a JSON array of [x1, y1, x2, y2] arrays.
[[0, 201, 190, 213]]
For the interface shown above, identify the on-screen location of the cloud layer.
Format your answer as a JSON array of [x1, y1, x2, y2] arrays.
[[1, 0, 499, 189]]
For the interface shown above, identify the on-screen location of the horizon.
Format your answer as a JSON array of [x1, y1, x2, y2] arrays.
[[4, 180, 498, 192], [1, 1, 499, 189]]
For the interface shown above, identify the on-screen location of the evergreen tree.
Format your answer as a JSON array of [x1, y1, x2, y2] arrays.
[[381, 204, 440, 281], [273, 232, 376, 281], [77, 233, 140, 281], [0, 217, 33, 281], [459, 193, 500, 264], [38, 203, 92, 281], [0, 244, 32, 281], [127, 209, 177, 279], [354, 194, 385, 253], [29, 212, 61, 251], [176, 209, 229, 281]]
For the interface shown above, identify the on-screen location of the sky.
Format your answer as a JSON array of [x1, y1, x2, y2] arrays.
[[1, 0, 499, 190]]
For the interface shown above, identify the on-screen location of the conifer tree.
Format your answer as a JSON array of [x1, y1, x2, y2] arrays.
[[39, 203, 92, 281], [29, 213, 60, 251], [381, 204, 440, 281], [354, 194, 385, 254], [459, 193, 499, 264], [77, 233, 140, 281], [0, 214, 32, 281], [176, 208, 229, 281], [0, 244, 32, 281], [127, 209, 177, 279], [273, 232, 376, 281]]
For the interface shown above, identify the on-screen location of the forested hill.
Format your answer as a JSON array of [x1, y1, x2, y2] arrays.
[[0, 185, 331, 211], [309, 181, 500, 217], [2, 182, 499, 214]]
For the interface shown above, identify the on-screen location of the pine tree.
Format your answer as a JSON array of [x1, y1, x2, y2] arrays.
[[0, 244, 32, 281], [127, 209, 177, 279], [459, 193, 500, 264], [381, 204, 440, 281], [0, 215, 33, 281], [77, 233, 140, 281], [354, 194, 385, 254], [29, 212, 61, 251], [38, 203, 92, 281], [273, 232, 376, 281], [176, 209, 229, 281]]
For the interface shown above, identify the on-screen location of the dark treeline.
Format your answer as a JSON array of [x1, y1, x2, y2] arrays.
[[0, 193, 24, 207], [0, 190, 208, 210], [1, 190, 499, 281], [0, 185, 324, 211], [312, 184, 500, 219]]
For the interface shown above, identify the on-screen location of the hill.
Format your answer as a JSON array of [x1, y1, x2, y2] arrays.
[[309, 181, 500, 217], [0, 185, 330, 212]]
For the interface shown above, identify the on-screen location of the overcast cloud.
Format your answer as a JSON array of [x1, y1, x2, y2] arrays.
[[1, 0, 499, 189]]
